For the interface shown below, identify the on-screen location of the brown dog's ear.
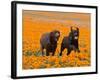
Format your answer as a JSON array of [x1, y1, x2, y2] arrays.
[[50, 31, 55, 43], [50, 31, 54, 38]]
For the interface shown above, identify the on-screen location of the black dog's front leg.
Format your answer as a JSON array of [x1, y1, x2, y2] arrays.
[[67, 47, 72, 55], [76, 41, 80, 53], [59, 44, 65, 56]]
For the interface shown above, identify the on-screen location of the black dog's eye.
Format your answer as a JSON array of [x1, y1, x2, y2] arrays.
[[71, 30, 78, 36], [69, 36, 72, 40], [74, 32, 77, 35]]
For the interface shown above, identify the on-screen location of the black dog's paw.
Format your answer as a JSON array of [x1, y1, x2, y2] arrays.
[[59, 53, 62, 56], [78, 50, 80, 53]]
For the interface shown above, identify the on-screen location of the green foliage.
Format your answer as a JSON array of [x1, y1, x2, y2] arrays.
[[25, 51, 33, 56]]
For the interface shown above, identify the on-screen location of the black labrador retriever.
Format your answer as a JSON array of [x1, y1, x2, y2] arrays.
[[60, 27, 80, 56]]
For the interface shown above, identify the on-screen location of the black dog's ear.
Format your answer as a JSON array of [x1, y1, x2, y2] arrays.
[[77, 27, 79, 31], [71, 27, 73, 32], [77, 27, 79, 36], [77, 27, 79, 33]]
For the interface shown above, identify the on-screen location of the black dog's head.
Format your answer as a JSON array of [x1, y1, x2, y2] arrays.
[[50, 30, 60, 44], [69, 27, 79, 41]]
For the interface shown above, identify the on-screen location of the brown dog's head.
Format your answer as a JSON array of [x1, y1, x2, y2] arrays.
[[50, 30, 60, 44]]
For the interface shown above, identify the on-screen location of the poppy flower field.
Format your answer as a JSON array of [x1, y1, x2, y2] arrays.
[[22, 10, 91, 69]]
